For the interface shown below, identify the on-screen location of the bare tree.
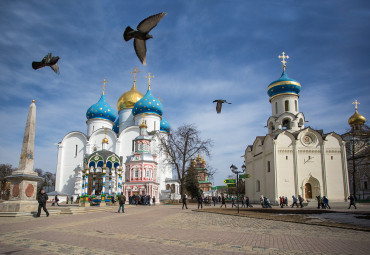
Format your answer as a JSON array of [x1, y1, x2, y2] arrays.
[[156, 124, 213, 196]]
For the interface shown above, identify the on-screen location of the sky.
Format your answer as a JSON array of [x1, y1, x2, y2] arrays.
[[0, 0, 369, 187]]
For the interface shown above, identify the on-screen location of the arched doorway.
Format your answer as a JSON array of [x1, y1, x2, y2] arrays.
[[305, 183, 312, 199], [303, 175, 321, 200]]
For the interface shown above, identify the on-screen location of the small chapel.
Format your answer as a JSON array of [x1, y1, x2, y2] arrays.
[[191, 154, 212, 193], [244, 53, 350, 204], [55, 68, 179, 203]]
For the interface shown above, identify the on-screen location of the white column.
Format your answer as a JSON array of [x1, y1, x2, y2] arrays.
[[293, 141, 299, 197], [321, 143, 328, 196], [341, 141, 350, 201]]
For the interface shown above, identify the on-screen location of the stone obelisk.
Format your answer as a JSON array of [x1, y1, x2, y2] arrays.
[[0, 100, 42, 216]]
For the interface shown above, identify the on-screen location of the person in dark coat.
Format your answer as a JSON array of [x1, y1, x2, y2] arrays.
[[152, 196, 156, 205], [182, 195, 188, 209], [198, 196, 203, 209], [220, 195, 226, 208], [55, 195, 60, 206], [36, 189, 49, 217], [298, 195, 304, 208], [117, 192, 126, 213], [348, 195, 357, 209]]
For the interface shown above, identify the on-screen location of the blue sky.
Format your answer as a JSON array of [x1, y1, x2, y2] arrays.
[[0, 0, 369, 186]]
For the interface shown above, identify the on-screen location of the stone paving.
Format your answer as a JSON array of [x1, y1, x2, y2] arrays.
[[0, 204, 370, 255]]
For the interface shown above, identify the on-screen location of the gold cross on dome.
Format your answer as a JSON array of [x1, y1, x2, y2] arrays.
[[101, 78, 109, 95], [146, 72, 155, 89], [130, 67, 141, 83], [352, 99, 360, 110], [278, 52, 289, 70]]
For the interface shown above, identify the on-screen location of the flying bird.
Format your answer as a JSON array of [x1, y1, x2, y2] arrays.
[[32, 53, 60, 74], [123, 12, 166, 65], [213, 100, 232, 114]]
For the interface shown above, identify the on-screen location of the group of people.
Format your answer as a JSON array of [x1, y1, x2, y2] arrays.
[[316, 195, 331, 209], [51, 194, 80, 206], [128, 194, 155, 206]]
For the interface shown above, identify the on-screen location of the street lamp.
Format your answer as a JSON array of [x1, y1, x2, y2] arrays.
[[230, 164, 246, 213]]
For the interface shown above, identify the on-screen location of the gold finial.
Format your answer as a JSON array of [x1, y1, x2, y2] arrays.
[[278, 52, 289, 71], [139, 119, 147, 128], [130, 67, 141, 86], [145, 72, 154, 90], [101, 78, 109, 95], [352, 99, 360, 111], [32, 99, 35, 103]]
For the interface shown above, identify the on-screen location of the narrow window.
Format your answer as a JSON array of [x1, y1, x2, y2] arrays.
[[295, 100, 298, 112], [135, 169, 139, 178], [286, 155, 288, 160], [267, 161, 271, 172], [154, 121, 156, 130], [308, 156, 311, 160], [256, 180, 260, 192], [285, 100, 289, 111], [331, 156, 333, 160], [75, 145, 78, 157], [93, 126, 95, 132], [275, 102, 278, 114], [132, 140, 135, 152]]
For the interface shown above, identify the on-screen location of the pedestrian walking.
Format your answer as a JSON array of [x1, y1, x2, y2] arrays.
[[152, 196, 156, 205], [231, 197, 237, 208], [323, 196, 331, 209], [279, 196, 284, 208], [51, 199, 55, 206], [71, 195, 74, 204], [316, 195, 322, 209], [36, 189, 49, 217], [260, 195, 265, 208], [182, 195, 188, 209], [241, 197, 246, 208], [76, 195, 80, 203], [55, 195, 60, 206], [220, 195, 226, 208], [348, 195, 357, 209], [291, 195, 299, 208], [66, 195, 69, 204], [246, 196, 252, 208], [198, 196, 203, 209], [117, 192, 126, 213], [298, 195, 304, 208]]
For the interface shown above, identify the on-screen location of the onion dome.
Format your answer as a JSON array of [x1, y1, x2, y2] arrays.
[[160, 118, 170, 133], [268, 52, 301, 101], [117, 83, 144, 111], [267, 70, 301, 100], [132, 88, 163, 117], [86, 94, 117, 122], [348, 101, 366, 127], [112, 117, 119, 134]]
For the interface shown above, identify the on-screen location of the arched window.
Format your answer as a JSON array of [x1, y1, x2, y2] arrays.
[[269, 122, 275, 133], [298, 118, 304, 127], [295, 100, 298, 112], [285, 100, 289, 111], [267, 161, 271, 172], [275, 102, 278, 114], [282, 119, 290, 130], [135, 169, 139, 178], [166, 184, 170, 190], [256, 180, 260, 192]]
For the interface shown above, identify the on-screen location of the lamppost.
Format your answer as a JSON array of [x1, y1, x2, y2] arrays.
[[230, 164, 246, 213]]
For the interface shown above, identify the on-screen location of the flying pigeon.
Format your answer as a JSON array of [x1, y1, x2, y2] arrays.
[[213, 100, 231, 114], [123, 12, 166, 65], [32, 53, 60, 74]]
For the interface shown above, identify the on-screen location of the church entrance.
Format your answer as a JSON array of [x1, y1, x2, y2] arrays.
[[303, 175, 321, 200], [305, 183, 312, 199]]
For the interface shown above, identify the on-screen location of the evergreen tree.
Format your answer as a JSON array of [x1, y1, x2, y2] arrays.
[[184, 164, 200, 199]]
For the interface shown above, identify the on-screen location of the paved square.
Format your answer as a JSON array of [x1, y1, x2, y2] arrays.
[[0, 205, 369, 255]]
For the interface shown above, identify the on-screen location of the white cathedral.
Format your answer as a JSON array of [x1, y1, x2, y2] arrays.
[[244, 53, 350, 203], [55, 68, 179, 203]]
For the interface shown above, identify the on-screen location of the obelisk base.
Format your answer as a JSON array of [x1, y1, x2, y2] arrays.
[[0, 172, 42, 216]]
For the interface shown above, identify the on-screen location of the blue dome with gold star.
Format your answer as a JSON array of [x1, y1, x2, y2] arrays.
[[160, 118, 170, 133], [267, 71, 301, 99], [132, 88, 163, 117], [86, 94, 117, 122], [112, 117, 119, 134]]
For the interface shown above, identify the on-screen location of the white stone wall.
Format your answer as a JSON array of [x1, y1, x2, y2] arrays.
[[86, 119, 113, 137]]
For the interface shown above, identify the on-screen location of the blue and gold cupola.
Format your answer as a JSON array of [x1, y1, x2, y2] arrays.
[[267, 52, 301, 101], [86, 78, 117, 123], [160, 118, 170, 133], [132, 73, 163, 117]]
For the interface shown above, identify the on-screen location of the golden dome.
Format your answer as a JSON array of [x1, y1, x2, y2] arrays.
[[348, 110, 366, 126], [117, 83, 144, 111], [102, 137, 109, 144]]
